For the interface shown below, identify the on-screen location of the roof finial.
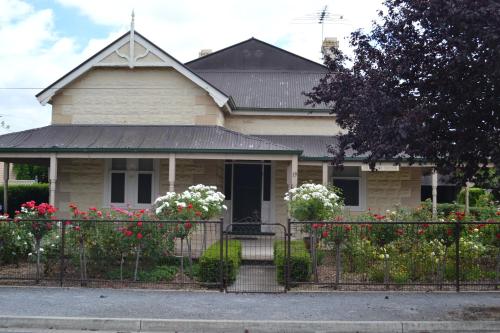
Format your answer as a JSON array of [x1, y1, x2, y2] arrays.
[[131, 9, 135, 33]]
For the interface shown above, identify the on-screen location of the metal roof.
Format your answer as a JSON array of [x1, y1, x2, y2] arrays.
[[186, 38, 326, 71], [0, 125, 300, 154], [257, 135, 362, 160], [186, 38, 330, 111], [194, 71, 329, 110]]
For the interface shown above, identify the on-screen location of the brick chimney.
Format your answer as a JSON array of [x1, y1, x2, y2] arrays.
[[321, 37, 339, 58], [199, 49, 212, 57]]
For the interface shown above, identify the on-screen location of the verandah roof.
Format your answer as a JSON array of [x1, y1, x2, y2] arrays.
[[0, 125, 300, 155], [0, 125, 375, 161]]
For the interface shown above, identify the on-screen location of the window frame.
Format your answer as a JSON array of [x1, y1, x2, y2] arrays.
[[104, 159, 159, 209], [331, 166, 366, 212]]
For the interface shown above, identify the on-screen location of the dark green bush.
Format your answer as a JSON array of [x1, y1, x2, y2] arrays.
[[0, 184, 48, 217], [274, 240, 311, 285], [198, 240, 241, 284], [457, 187, 491, 206]]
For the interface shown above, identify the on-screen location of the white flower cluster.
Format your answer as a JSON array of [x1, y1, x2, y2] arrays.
[[284, 183, 340, 208], [153, 184, 226, 219]]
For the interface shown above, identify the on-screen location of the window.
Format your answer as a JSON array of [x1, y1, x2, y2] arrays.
[[332, 166, 364, 210], [107, 159, 156, 207]]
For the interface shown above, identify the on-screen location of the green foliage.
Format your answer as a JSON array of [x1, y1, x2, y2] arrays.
[[12, 164, 48, 182], [0, 220, 31, 264], [198, 240, 241, 284], [457, 188, 491, 206], [106, 265, 178, 282], [274, 240, 311, 285], [0, 184, 48, 217]]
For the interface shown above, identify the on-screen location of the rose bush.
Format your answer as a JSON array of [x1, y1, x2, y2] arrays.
[[285, 183, 343, 222]]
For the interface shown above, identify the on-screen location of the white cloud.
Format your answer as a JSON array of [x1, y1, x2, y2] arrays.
[[0, 0, 384, 134]]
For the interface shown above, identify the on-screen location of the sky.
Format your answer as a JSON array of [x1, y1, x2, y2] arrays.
[[0, 0, 385, 133]]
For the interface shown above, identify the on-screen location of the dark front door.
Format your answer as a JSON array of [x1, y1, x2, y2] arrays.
[[233, 164, 262, 234]]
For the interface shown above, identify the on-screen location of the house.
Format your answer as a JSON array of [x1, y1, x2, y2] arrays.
[[0, 26, 432, 227]]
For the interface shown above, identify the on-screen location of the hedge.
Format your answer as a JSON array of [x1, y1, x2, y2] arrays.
[[457, 187, 491, 206], [198, 240, 241, 284], [0, 183, 49, 217], [274, 240, 311, 285], [436, 203, 497, 220]]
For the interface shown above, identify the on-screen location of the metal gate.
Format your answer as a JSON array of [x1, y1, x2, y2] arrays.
[[224, 223, 287, 293]]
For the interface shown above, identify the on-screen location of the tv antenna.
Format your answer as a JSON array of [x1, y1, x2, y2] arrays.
[[292, 5, 345, 42]]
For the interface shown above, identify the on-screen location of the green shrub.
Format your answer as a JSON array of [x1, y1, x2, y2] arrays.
[[0, 184, 48, 217], [105, 265, 178, 282], [457, 187, 491, 206], [198, 240, 241, 284], [274, 240, 311, 285]]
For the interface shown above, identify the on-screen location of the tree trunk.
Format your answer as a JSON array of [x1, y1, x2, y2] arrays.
[[335, 242, 342, 289], [311, 232, 318, 283], [79, 237, 87, 286], [383, 255, 389, 290], [439, 246, 449, 290], [133, 244, 141, 282], [187, 237, 193, 278], [180, 237, 184, 283], [495, 251, 499, 291], [120, 253, 125, 282], [35, 238, 41, 284]]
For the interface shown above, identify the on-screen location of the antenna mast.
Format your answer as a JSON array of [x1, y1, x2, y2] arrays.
[[292, 5, 345, 53]]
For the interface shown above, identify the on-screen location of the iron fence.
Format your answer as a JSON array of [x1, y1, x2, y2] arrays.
[[288, 220, 500, 291], [0, 219, 223, 290], [1, 218, 498, 292]]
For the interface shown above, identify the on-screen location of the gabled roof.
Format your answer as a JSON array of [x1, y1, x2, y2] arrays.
[[186, 38, 329, 111], [186, 37, 326, 71], [0, 125, 299, 155], [36, 31, 229, 108]]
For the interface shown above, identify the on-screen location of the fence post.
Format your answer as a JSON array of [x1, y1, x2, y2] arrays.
[[286, 218, 292, 291], [455, 221, 460, 292], [219, 218, 224, 292], [59, 220, 66, 287]]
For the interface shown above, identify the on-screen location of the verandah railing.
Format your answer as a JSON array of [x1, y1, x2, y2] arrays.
[[0, 219, 224, 290], [287, 220, 500, 291]]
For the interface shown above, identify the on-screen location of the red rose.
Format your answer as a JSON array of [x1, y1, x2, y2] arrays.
[[195, 211, 202, 217], [136, 232, 143, 240], [187, 203, 193, 209], [322, 231, 329, 238], [417, 229, 424, 235], [344, 225, 352, 232], [89, 207, 97, 211], [184, 222, 192, 230], [74, 225, 81, 231], [396, 228, 404, 236], [312, 224, 320, 229], [137, 221, 143, 227]]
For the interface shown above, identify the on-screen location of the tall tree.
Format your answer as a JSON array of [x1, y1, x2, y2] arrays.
[[306, 0, 500, 185]]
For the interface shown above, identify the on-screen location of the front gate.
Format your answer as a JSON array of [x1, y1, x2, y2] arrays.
[[224, 223, 287, 293]]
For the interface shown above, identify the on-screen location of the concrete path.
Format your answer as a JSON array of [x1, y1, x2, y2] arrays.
[[227, 265, 282, 293], [0, 287, 498, 321], [239, 239, 274, 261]]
